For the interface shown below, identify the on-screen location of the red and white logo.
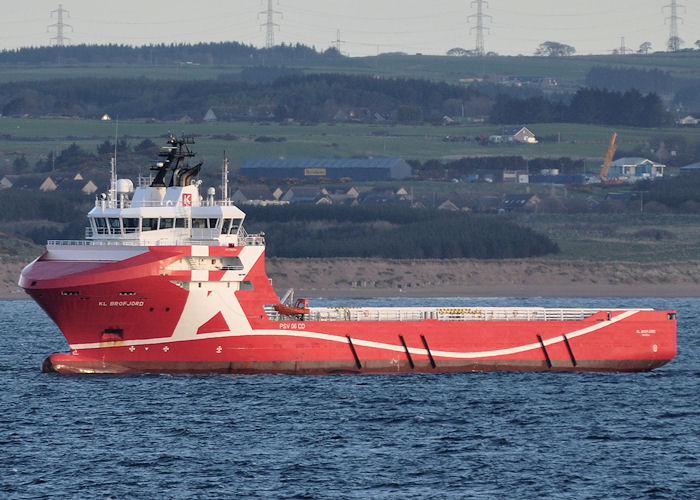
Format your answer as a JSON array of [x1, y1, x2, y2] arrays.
[[182, 193, 192, 206]]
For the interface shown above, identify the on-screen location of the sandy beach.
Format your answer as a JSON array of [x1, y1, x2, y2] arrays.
[[266, 258, 700, 298], [4, 257, 700, 300]]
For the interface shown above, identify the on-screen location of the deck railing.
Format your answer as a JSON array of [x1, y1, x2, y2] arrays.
[[264, 305, 647, 323], [94, 197, 254, 209], [47, 233, 264, 247]]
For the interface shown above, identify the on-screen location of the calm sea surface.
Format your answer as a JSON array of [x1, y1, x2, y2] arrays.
[[1, 297, 698, 499]]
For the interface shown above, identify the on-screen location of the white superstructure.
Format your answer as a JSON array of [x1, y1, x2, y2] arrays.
[[84, 136, 259, 247]]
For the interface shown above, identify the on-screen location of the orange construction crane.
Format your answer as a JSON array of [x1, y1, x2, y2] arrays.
[[600, 132, 617, 181]]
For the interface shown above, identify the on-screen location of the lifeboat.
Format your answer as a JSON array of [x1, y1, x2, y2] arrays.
[[274, 298, 310, 318]]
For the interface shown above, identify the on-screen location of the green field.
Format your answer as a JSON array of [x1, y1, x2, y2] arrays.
[[0, 50, 698, 172], [513, 213, 700, 263], [2, 51, 699, 89], [0, 117, 695, 175]]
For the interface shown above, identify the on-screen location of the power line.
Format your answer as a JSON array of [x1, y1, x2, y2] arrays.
[[47, 3, 72, 46], [332, 29, 348, 54], [617, 36, 629, 55], [663, 0, 685, 51], [468, 0, 491, 56], [258, 0, 282, 48]]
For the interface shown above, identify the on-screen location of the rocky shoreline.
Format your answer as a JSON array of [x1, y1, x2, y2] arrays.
[[4, 257, 700, 300]]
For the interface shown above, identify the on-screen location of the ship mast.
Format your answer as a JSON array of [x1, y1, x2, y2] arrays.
[[109, 120, 118, 206], [221, 152, 230, 203]]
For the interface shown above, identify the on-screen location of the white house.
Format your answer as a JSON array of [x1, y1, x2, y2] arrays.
[[203, 108, 217, 122], [489, 126, 538, 144], [608, 157, 665, 180], [81, 180, 99, 195], [1, 174, 58, 191], [678, 115, 698, 126], [37, 176, 57, 192]]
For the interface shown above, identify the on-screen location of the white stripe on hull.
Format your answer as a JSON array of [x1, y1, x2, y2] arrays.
[[69, 310, 638, 360]]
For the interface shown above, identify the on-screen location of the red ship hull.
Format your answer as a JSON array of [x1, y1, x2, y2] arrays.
[[41, 317, 674, 375], [20, 244, 677, 375]]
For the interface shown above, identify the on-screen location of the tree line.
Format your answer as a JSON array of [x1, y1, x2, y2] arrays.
[[0, 189, 84, 223], [490, 88, 668, 127], [585, 66, 674, 94], [244, 205, 559, 259], [672, 83, 700, 114], [0, 74, 483, 124], [0, 189, 560, 258], [637, 173, 700, 211], [0, 73, 675, 128], [0, 189, 89, 244], [2, 138, 158, 175], [0, 42, 342, 66]]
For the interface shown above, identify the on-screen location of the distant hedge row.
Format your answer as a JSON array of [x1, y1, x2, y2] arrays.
[[0, 190, 86, 223], [638, 173, 700, 209], [490, 88, 667, 127], [0, 42, 338, 65], [243, 205, 559, 259]]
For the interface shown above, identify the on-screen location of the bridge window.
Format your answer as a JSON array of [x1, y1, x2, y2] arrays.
[[221, 218, 231, 234], [175, 218, 187, 228], [160, 218, 174, 229], [94, 217, 108, 234], [192, 218, 207, 229], [208, 218, 219, 229], [123, 218, 139, 233], [231, 218, 242, 234], [108, 217, 122, 234], [142, 218, 158, 231]]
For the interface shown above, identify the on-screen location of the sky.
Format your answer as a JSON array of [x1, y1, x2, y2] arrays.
[[1, 1, 698, 57]]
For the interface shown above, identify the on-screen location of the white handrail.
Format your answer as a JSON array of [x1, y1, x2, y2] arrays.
[[264, 306, 650, 323], [47, 234, 264, 247]]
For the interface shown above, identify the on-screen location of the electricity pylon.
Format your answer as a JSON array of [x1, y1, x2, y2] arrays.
[[48, 4, 72, 46], [468, 0, 491, 56], [259, 0, 282, 49], [663, 0, 685, 52]]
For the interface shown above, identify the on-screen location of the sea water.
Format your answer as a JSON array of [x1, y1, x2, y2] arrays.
[[1, 297, 698, 499]]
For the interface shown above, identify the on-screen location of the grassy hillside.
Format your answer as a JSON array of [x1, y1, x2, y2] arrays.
[[514, 213, 700, 263], [0, 232, 43, 261], [0, 51, 698, 88], [0, 117, 694, 177]]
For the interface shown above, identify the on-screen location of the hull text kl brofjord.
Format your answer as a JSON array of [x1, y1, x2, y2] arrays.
[[19, 137, 677, 374]]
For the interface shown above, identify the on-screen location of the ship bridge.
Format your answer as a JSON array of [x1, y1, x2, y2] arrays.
[[73, 136, 264, 248], [85, 182, 263, 247]]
